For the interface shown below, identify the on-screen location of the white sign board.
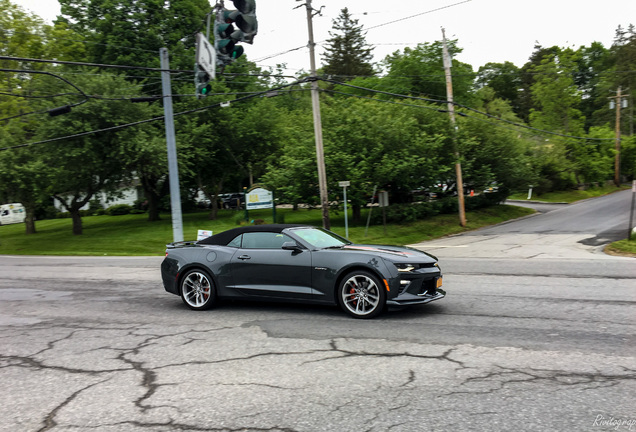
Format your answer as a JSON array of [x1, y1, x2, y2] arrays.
[[195, 33, 216, 80], [197, 230, 213, 241], [246, 188, 274, 210], [378, 191, 389, 207], [338, 181, 350, 187]]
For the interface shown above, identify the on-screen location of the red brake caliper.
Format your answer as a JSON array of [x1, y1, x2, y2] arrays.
[[349, 281, 357, 307]]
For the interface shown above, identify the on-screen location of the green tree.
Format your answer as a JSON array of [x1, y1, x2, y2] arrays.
[[458, 92, 535, 193], [517, 44, 560, 123], [475, 61, 522, 115], [0, 1, 82, 233], [0, 0, 47, 121], [321, 7, 375, 81], [175, 64, 287, 220], [574, 42, 613, 130], [57, 0, 210, 75], [381, 41, 475, 104], [0, 126, 51, 234], [529, 48, 585, 135], [34, 71, 155, 235]]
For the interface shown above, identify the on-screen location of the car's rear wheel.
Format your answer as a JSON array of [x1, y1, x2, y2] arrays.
[[338, 270, 386, 319], [180, 269, 216, 310]]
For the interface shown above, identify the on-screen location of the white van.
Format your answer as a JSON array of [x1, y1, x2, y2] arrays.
[[0, 203, 26, 225]]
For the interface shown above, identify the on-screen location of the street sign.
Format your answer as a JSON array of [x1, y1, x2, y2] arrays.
[[339, 181, 350, 238], [246, 187, 273, 210], [378, 191, 389, 207], [196, 33, 216, 80]]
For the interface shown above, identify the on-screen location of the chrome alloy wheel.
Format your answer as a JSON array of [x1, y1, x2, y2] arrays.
[[181, 270, 213, 310], [341, 273, 382, 317]]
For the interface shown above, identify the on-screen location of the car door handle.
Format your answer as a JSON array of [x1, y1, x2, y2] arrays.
[[238, 255, 251, 260]]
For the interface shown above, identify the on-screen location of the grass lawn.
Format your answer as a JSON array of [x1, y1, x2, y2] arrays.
[[605, 238, 636, 257], [0, 205, 534, 256]]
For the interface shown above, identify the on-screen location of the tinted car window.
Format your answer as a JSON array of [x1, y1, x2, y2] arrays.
[[227, 235, 242, 248], [241, 232, 293, 249], [293, 227, 350, 248]]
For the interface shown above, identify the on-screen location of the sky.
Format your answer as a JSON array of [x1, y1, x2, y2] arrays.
[[13, 0, 636, 74]]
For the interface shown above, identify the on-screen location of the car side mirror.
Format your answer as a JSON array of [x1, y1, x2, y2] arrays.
[[282, 241, 303, 253]]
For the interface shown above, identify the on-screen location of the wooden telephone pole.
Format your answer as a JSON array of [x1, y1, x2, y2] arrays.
[[442, 28, 466, 227], [298, 0, 330, 229], [610, 86, 626, 187]]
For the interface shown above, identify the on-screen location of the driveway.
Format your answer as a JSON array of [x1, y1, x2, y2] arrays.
[[408, 190, 635, 260]]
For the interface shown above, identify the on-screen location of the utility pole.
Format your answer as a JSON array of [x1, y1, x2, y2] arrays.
[[442, 28, 466, 227], [298, 0, 330, 230], [160, 48, 184, 242], [610, 86, 627, 187]]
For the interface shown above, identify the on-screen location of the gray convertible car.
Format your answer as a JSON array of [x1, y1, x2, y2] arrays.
[[161, 224, 444, 319]]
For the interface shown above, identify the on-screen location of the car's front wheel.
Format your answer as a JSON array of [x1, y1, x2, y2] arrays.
[[338, 270, 386, 319], [180, 269, 216, 310]]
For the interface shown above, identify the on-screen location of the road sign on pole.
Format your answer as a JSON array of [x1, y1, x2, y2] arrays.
[[629, 180, 636, 241], [196, 33, 216, 80], [339, 181, 350, 238]]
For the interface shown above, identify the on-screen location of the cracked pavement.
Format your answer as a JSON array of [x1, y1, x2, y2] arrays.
[[0, 253, 634, 432]]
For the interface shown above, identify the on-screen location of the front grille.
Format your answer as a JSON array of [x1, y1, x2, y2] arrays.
[[399, 278, 438, 296]]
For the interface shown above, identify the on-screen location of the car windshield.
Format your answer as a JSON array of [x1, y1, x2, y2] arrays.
[[292, 227, 351, 249]]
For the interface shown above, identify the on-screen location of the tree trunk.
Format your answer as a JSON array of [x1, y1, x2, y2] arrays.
[[141, 175, 167, 222], [71, 210, 83, 235], [352, 204, 362, 223], [23, 203, 37, 234], [200, 178, 224, 221], [146, 190, 161, 222], [208, 198, 219, 220]]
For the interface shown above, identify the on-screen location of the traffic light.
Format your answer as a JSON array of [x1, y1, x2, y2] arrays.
[[195, 69, 212, 98], [215, 20, 245, 61], [227, 0, 257, 44], [214, 0, 257, 65]]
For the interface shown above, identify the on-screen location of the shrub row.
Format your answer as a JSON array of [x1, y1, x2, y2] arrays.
[[369, 191, 507, 224]]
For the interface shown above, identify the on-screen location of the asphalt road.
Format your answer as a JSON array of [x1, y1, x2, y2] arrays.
[[1, 192, 635, 432]]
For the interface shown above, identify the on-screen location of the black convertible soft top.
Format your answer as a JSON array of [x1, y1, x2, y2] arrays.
[[197, 224, 311, 246]]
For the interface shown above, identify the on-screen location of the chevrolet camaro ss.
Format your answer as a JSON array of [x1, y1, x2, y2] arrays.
[[161, 224, 444, 319]]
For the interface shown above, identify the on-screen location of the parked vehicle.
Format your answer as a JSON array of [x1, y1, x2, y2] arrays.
[[161, 224, 445, 319], [0, 203, 26, 225], [222, 193, 245, 209]]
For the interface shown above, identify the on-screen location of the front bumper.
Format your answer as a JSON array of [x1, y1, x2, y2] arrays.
[[386, 287, 446, 306], [387, 271, 445, 306]]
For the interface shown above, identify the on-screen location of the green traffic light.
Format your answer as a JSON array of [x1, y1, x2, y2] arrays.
[[231, 45, 244, 59]]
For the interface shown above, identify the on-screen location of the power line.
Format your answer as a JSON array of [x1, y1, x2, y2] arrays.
[[0, 55, 300, 80], [319, 77, 616, 142], [254, 1, 472, 64], [366, 0, 472, 31], [0, 79, 309, 152], [0, 68, 89, 121]]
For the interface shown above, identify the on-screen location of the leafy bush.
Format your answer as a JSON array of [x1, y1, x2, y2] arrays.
[[105, 204, 133, 216], [370, 191, 508, 224]]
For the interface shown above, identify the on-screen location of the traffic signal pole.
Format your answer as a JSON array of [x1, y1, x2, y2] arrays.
[[160, 48, 184, 242], [300, 0, 330, 230]]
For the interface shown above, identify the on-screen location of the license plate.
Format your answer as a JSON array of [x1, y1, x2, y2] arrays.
[[436, 277, 443, 288]]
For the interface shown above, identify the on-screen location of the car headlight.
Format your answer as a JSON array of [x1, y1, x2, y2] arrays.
[[395, 263, 416, 273]]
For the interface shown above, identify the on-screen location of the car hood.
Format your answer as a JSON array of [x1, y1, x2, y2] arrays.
[[340, 244, 438, 262]]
